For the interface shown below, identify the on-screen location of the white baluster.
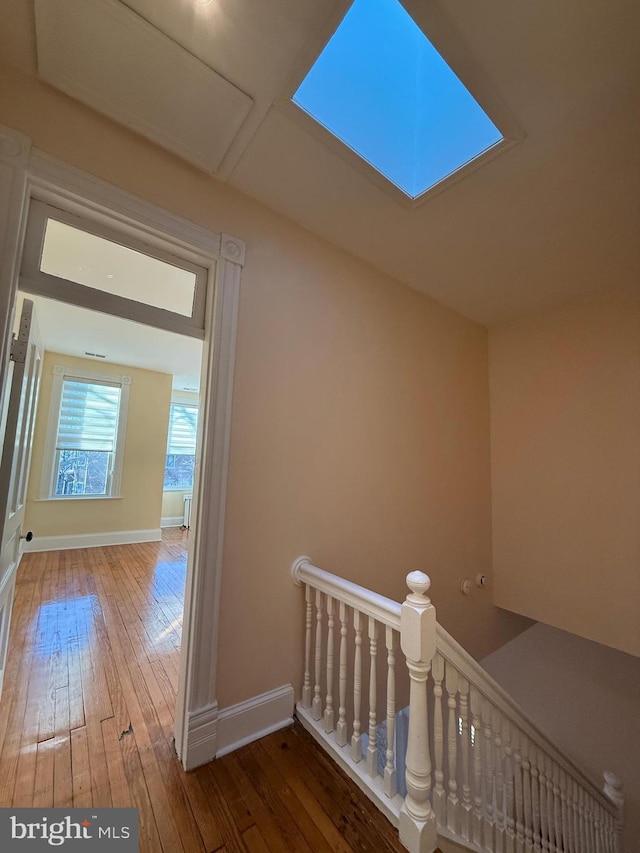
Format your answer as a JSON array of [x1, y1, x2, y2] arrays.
[[605, 808, 616, 853], [603, 803, 612, 853], [503, 721, 516, 853], [398, 572, 437, 853], [587, 788, 597, 853], [432, 652, 446, 826], [545, 755, 556, 853], [302, 584, 313, 708], [513, 730, 525, 853], [529, 746, 541, 853], [366, 617, 378, 778], [603, 771, 624, 853], [312, 589, 323, 721], [573, 779, 582, 853], [336, 601, 348, 747], [604, 803, 612, 853], [493, 706, 506, 853], [351, 609, 363, 762], [559, 770, 570, 853], [482, 695, 496, 852], [446, 661, 460, 835], [594, 802, 604, 853], [591, 799, 600, 853], [578, 785, 589, 853], [458, 675, 472, 843], [470, 685, 484, 849], [603, 809, 612, 853], [521, 737, 533, 853], [537, 749, 549, 853], [324, 595, 335, 732], [384, 625, 397, 798], [552, 763, 562, 852], [577, 784, 586, 853]]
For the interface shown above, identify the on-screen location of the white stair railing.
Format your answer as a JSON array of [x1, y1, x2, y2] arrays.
[[291, 556, 624, 853]]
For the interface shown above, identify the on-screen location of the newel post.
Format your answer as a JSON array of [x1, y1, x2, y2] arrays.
[[399, 572, 438, 853], [603, 771, 624, 853]]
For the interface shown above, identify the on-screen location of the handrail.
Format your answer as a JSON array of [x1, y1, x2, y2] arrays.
[[291, 556, 401, 630], [435, 623, 615, 814], [292, 555, 624, 853]]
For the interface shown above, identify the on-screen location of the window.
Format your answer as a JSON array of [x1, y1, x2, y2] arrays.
[[42, 366, 130, 499], [40, 218, 198, 318], [164, 402, 198, 491], [292, 0, 504, 200], [21, 200, 208, 339]]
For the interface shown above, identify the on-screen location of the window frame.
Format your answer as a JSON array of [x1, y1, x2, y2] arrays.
[[20, 199, 208, 339], [40, 364, 131, 500], [279, 0, 523, 210], [163, 398, 199, 492]]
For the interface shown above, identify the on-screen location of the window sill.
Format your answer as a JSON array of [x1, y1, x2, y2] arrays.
[[163, 487, 194, 493], [34, 495, 124, 502]]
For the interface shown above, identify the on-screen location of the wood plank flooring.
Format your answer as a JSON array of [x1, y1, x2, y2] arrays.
[[0, 530, 409, 852]]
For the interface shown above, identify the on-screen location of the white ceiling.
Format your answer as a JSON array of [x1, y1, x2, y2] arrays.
[[24, 293, 203, 391], [9, 0, 640, 323]]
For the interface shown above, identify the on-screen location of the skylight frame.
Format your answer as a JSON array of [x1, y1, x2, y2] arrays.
[[281, 0, 523, 210]]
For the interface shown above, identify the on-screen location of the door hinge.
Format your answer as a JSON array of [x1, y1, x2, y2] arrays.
[[9, 333, 27, 365]]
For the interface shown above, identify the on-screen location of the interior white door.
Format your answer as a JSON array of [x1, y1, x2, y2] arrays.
[[0, 297, 43, 695]]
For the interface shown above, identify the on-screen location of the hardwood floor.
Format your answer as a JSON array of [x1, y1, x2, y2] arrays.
[[0, 530, 410, 852]]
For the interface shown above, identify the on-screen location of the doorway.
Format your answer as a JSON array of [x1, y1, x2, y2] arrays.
[[0, 135, 244, 770]]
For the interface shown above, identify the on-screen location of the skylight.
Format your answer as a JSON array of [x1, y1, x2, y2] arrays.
[[292, 0, 503, 200]]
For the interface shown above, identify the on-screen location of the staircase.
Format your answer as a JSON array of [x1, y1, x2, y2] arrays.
[[291, 557, 624, 853]]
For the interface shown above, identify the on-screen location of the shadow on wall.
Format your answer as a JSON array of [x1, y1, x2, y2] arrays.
[[482, 622, 640, 853]]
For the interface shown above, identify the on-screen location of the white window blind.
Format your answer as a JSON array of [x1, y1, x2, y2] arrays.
[[56, 379, 122, 452], [167, 403, 198, 455]]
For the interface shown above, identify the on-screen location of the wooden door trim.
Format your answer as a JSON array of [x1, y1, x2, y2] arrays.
[[0, 126, 244, 769]]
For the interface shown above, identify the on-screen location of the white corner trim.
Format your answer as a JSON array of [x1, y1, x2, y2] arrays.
[[0, 124, 31, 168], [183, 701, 219, 771], [220, 233, 246, 266], [216, 684, 294, 758], [161, 516, 184, 528], [24, 527, 161, 552]]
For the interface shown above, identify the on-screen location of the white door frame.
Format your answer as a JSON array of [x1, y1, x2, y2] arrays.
[[0, 123, 244, 770]]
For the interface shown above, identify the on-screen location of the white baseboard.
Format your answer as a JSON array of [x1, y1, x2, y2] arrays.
[[179, 685, 294, 770], [161, 516, 184, 528], [183, 702, 219, 771], [216, 684, 294, 758], [24, 528, 162, 552]]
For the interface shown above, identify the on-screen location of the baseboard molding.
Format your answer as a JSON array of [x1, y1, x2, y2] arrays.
[[183, 702, 219, 771], [216, 684, 294, 758], [161, 516, 184, 528], [24, 528, 162, 552]]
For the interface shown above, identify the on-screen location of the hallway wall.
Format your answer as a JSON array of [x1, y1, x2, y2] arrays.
[[490, 290, 640, 657], [0, 59, 530, 710]]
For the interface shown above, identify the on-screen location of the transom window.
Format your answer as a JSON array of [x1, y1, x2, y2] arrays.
[[164, 401, 198, 491], [292, 0, 504, 200], [42, 366, 130, 499], [21, 200, 208, 339]]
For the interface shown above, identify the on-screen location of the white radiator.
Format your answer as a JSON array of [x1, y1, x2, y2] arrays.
[[182, 494, 193, 529]]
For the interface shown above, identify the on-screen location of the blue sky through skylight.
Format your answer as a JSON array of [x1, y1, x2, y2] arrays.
[[293, 0, 503, 198]]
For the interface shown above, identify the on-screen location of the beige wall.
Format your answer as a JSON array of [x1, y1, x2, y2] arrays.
[[26, 351, 172, 537], [0, 61, 530, 707], [490, 290, 640, 657], [161, 490, 190, 524]]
